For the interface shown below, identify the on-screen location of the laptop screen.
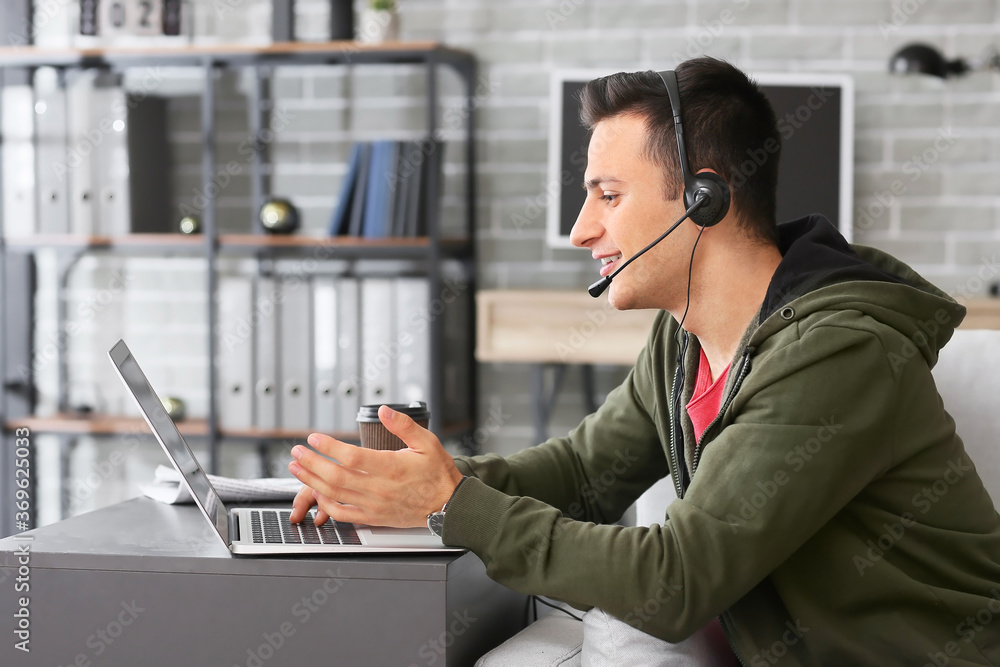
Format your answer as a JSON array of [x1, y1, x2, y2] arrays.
[[108, 339, 229, 547]]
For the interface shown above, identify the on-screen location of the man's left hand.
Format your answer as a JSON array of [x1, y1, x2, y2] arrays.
[[287, 405, 464, 528]]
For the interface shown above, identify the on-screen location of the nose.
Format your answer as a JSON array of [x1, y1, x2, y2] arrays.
[[569, 194, 602, 249]]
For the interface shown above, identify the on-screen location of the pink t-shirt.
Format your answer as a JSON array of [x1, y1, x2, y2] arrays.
[[686, 348, 731, 442]]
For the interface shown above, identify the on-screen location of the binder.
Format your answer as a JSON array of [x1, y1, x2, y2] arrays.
[[79, 0, 98, 35], [126, 93, 172, 233], [217, 275, 254, 430], [253, 275, 279, 431], [312, 277, 338, 433], [163, 0, 183, 35], [360, 277, 394, 405], [391, 141, 415, 237], [1, 85, 37, 237], [92, 83, 131, 235], [394, 277, 430, 404], [34, 69, 71, 234], [346, 143, 372, 237], [414, 138, 443, 237], [334, 277, 361, 430], [361, 140, 396, 239], [382, 141, 401, 237], [327, 142, 363, 236], [278, 276, 312, 431], [66, 72, 96, 235], [404, 141, 425, 238]]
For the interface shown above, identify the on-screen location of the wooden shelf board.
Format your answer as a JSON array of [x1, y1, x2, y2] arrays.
[[4, 234, 471, 254], [220, 427, 345, 441], [4, 234, 205, 249], [0, 42, 475, 70], [5, 415, 209, 436], [221, 235, 435, 248], [4, 417, 474, 442], [0, 41, 445, 59]]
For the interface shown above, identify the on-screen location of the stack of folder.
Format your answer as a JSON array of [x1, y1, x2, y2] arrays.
[[327, 138, 444, 239], [0, 69, 172, 237], [216, 273, 468, 435]]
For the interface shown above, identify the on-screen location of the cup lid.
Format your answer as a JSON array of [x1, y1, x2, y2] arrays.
[[357, 401, 430, 423]]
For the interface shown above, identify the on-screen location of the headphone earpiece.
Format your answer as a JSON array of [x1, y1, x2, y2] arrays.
[[686, 171, 731, 228], [658, 70, 732, 229]]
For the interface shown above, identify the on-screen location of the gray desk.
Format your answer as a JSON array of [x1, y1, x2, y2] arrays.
[[0, 498, 525, 666]]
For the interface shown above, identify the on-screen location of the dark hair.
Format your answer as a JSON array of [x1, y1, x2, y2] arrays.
[[579, 57, 780, 245]]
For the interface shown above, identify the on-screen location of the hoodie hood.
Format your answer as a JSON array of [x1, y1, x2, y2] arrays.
[[754, 214, 965, 368]]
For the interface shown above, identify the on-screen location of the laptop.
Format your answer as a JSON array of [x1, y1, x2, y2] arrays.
[[108, 339, 464, 555]]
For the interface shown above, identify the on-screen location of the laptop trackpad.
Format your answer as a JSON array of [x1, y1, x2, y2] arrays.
[[361, 527, 445, 548]]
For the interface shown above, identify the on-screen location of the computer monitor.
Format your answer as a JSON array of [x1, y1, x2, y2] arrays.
[[546, 69, 855, 247]]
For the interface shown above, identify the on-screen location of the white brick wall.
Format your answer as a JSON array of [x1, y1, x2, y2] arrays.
[[24, 0, 1000, 522]]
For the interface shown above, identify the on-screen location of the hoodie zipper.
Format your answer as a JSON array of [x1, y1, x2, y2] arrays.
[[721, 613, 749, 667], [667, 331, 691, 500], [686, 346, 754, 667], [667, 364, 685, 500], [692, 346, 754, 473]]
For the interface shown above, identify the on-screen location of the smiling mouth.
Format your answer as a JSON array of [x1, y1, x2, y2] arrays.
[[599, 253, 623, 277]]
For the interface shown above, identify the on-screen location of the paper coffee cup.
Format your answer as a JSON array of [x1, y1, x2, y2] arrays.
[[356, 402, 430, 451]]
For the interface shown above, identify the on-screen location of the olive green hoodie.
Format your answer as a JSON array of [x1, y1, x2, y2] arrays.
[[446, 215, 1000, 665]]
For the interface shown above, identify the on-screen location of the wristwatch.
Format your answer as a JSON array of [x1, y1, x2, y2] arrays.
[[427, 477, 468, 537]]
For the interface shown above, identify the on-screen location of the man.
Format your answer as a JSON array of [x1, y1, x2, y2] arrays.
[[289, 58, 1000, 664]]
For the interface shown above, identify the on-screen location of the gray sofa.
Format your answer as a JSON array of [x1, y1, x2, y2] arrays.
[[477, 328, 1000, 666]]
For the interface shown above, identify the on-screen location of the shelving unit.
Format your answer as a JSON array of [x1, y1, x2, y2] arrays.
[[0, 42, 479, 535]]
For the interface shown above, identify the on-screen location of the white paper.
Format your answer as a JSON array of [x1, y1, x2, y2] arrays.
[[141, 465, 302, 505]]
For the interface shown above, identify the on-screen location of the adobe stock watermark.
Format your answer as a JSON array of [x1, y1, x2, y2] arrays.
[[510, 114, 628, 234], [622, 578, 683, 632], [348, 276, 468, 396], [405, 609, 478, 667], [923, 588, 1000, 667], [853, 455, 974, 576], [725, 417, 844, 533], [179, 107, 296, 218], [855, 128, 957, 235], [546, 0, 585, 29], [67, 426, 145, 513], [879, 0, 930, 40], [729, 86, 838, 192], [219, 275, 308, 354], [555, 298, 617, 361], [519, 447, 640, 563], [17, 267, 132, 383], [400, 405, 511, 509], [667, 0, 751, 63], [887, 255, 1000, 373], [453, 403, 510, 455], [56, 599, 145, 667], [5, 0, 74, 46], [441, 73, 501, 134], [233, 567, 345, 667], [53, 67, 168, 182], [748, 619, 811, 666]]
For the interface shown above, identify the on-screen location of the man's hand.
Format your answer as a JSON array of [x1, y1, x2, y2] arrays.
[[288, 405, 464, 528]]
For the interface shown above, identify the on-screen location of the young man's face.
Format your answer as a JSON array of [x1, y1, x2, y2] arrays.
[[571, 112, 695, 312]]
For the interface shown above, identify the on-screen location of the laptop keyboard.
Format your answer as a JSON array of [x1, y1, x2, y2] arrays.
[[248, 509, 362, 546]]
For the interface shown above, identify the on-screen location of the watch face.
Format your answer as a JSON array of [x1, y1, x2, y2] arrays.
[[427, 512, 445, 538]]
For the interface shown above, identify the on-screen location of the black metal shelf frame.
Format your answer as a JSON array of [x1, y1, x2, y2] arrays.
[[0, 44, 479, 534]]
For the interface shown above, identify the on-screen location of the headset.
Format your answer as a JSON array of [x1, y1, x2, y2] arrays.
[[588, 69, 732, 298], [657, 69, 731, 228]]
